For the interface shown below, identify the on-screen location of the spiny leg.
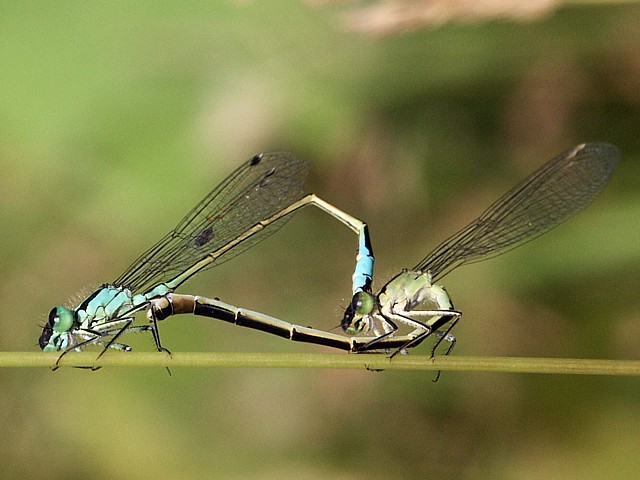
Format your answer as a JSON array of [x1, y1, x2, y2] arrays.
[[379, 308, 461, 357], [391, 310, 461, 354], [355, 316, 399, 352], [53, 329, 108, 370], [430, 317, 459, 358], [95, 319, 136, 361], [147, 306, 172, 356], [147, 306, 173, 376]]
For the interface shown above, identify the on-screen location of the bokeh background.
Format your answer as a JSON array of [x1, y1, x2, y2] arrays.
[[2, 1, 640, 478]]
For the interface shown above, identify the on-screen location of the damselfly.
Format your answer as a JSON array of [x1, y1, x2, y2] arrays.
[[40, 152, 378, 361], [340, 143, 619, 356]]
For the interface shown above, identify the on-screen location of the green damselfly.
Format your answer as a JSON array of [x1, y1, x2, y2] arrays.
[[340, 143, 619, 357]]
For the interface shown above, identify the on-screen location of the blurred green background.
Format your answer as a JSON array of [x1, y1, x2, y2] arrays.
[[2, 1, 640, 478]]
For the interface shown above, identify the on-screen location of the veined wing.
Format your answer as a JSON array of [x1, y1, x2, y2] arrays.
[[415, 143, 619, 282], [114, 152, 309, 293]]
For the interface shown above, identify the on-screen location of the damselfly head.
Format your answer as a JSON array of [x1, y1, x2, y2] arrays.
[[39, 306, 75, 352], [341, 291, 375, 334]]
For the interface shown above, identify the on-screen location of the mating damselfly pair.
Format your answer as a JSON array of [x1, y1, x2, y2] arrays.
[[40, 143, 619, 365]]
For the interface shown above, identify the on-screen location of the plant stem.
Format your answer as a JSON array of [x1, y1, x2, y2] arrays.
[[2, 351, 640, 375]]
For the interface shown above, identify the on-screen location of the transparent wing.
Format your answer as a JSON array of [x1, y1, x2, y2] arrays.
[[416, 143, 619, 281], [114, 152, 309, 293]]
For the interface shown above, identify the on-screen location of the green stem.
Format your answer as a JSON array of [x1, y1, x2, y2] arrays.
[[2, 351, 640, 375]]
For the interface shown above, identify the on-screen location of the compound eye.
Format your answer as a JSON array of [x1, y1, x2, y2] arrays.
[[341, 291, 375, 334], [49, 306, 75, 333], [351, 291, 374, 316]]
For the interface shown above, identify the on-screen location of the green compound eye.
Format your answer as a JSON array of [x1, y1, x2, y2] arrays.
[[351, 291, 374, 316], [51, 306, 75, 333]]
